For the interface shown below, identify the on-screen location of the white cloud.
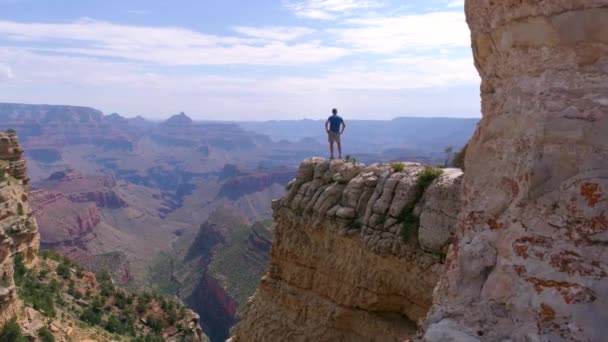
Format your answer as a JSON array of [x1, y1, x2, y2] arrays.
[[0, 7, 479, 119], [0, 47, 479, 119], [286, 0, 383, 20], [446, 0, 465, 8], [0, 63, 13, 80], [126, 9, 150, 15], [332, 11, 470, 53], [232, 26, 315, 41], [0, 19, 347, 66]]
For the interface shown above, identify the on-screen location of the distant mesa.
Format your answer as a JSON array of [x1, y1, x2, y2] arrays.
[[49, 169, 83, 181], [163, 112, 193, 126], [130, 115, 147, 123], [105, 112, 128, 124], [127, 115, 153, 128], [0, 103, 104, 126], [219, 164, 246, 181]]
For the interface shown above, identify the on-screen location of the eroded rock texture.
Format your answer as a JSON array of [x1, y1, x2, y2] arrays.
[[0, 130, 40, 325], [422, 1, 608, 341], [230, 158, 462, 342]]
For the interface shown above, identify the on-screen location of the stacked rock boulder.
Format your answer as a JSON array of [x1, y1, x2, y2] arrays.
[[421, 1, 608, 341], [230, 158, 462, 342]]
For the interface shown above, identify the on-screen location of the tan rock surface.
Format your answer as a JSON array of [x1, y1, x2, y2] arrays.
[[421, 1, 608, 341], [0, 130, 39, 325], [230, 158, 462, 342]]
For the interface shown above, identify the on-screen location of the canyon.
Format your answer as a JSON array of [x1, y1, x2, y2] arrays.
[[3, 1, 605, 339], [230, 1, 608, 341], [0, 102, 475, 340], [0, 130, 205, 341]]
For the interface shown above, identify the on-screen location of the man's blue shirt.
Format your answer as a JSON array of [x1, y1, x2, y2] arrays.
[[328, 115, 343, 133]]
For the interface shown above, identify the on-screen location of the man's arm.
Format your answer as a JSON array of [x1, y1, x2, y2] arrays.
[[325, 120, 330, 133], [340, 120, 346, 134]]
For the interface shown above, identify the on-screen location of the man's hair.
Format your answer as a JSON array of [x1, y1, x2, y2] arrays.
[[332, 108, 338, 115]]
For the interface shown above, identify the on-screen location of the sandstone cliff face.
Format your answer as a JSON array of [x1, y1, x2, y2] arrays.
[[421, 2, 608, 341], [30, 190, 101, 247], [0, 130, 39, 325], [230, 158, 462, 342]]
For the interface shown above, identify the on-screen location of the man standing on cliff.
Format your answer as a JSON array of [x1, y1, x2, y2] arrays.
[[325, 108, 346, 159]]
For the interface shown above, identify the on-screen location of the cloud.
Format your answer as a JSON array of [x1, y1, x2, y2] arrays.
[[0, 63, 13, 80], [446, 0, 464, 8], [0, 19, 348, 66], [0, 47, 479, 118], [232, 26, 315, 41], [286, 0, 383, 20], [0, 7, 479, 120], [332, 11, 470, 53], [126, 9, 150, 15]]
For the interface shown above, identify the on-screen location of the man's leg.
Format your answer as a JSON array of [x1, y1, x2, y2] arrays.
[[329, 142, 334, 158], [337, 141, 342, 159]]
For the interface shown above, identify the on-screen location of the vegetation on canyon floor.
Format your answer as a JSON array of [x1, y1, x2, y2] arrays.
[[11, 249, 196, 341]]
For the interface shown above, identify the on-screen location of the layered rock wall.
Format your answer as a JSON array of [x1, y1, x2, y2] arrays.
[[422, 1, 608, 341], [0, 130, 40, 325], [230, 158, 462, 342]]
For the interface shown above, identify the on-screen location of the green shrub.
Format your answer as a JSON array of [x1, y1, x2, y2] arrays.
[[114, 292, 128, 309], [56, 263, 71, 279], [96, 271, 112, 283], [38, 326, 55, 342], [0, 318, 27, 342], [399, 166, 443, 243], [418, 166, 443, 190], [13, 254, 26, 282], [17, 203, 24, 216], [453, 144, 468, 170], [80, 307, 102, 326], [131, 335, 164, 342], [391, 162, 405, 172], [167, 310, 178, 325], [145, 315, 165, 333], [443, 146, 454, 168], [100, 281, 115, 297], [68, 282, 82, 299], [343, 155, 358, 164], [40, 250, 62, 262], [105, 313, 134, 335], [14, 256, 59, 318]]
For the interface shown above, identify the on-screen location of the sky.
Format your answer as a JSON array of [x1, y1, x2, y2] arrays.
[[0, 0, 481, 120]]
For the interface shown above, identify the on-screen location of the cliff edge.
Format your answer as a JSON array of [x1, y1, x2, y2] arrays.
[[0, 130, 40, 324], [230, 158, 462, 342]]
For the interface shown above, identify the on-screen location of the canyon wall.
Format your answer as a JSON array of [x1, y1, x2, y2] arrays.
[[0, 130, 40, 324], [230, 158, 462, 341], [422, 1, 608, 341]]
